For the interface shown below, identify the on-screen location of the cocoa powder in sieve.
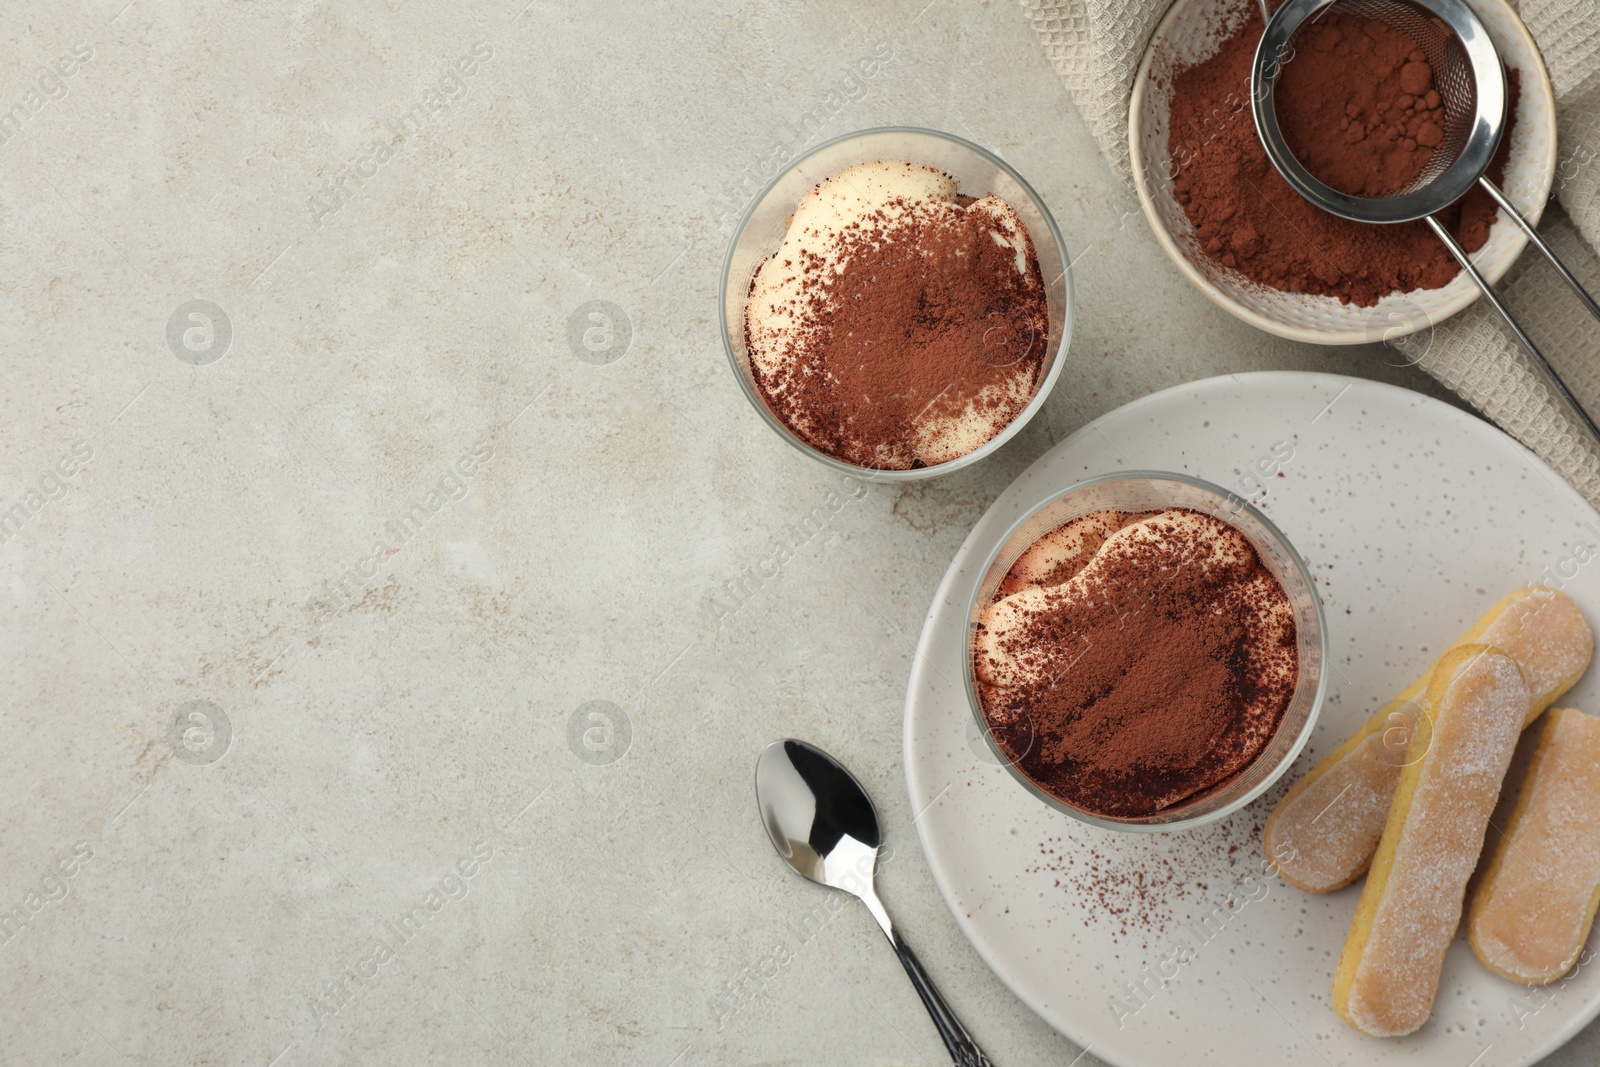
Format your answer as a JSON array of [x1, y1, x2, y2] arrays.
[[1167, 8, 1520, 306], [1275, 15, 1451, 197]]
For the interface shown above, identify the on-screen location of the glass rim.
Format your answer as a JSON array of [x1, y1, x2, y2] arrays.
[[962, 469, 1330, 833], [718, 125, 1074, 481]]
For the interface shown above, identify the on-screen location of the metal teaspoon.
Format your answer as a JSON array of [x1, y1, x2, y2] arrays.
[[754, 739, 993, 1067]]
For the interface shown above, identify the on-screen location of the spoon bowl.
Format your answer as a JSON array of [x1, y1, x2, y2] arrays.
[[756, 738, 882, 893]]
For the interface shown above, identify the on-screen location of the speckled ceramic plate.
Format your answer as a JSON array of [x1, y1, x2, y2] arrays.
[[905, 372, 1600, 1067]]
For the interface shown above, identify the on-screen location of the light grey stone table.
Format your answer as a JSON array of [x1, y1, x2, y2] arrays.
[[3, 1, 1594, 1065]]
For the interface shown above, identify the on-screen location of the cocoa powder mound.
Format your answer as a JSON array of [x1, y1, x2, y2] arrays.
[[1167, 9, 1520, 306], [981, 510, 1298, 819], [1276, 15, 1450, 197], [748, 189, 1049, 469]]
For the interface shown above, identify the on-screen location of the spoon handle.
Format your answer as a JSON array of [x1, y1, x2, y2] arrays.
[[885, 927, 993, 1067]]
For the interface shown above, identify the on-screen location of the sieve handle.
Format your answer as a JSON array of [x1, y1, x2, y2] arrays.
[[1476, 178, 1600, 325], [1424, 214, 1600, 449]]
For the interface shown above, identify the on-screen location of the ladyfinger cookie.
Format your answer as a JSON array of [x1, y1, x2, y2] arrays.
[[1469, 708, 1600, 984], [1264, 587, 1590, 893], [1334, 646, 1530, 1037]]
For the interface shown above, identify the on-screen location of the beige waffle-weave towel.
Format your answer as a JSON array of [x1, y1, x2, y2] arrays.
[[1019, 0, 1600, 504]]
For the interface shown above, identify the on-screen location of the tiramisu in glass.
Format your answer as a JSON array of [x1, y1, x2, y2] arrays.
[[744, 160, 1050, 470], [967, 474, 1326, 829]]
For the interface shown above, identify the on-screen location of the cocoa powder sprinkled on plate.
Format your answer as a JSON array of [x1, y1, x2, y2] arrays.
[[1027, 807, 1293, 945]]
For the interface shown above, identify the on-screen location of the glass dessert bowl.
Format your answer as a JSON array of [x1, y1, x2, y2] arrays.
[[721, 127, 1073, 480], [964, 472, 1327, 831]]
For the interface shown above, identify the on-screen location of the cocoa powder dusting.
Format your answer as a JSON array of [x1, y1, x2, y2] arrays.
[[980, 509, 1297, 819], [1030, 813, 1274, 942], [748, 181, 1049, 468], [1168, 8, 1520, 306]]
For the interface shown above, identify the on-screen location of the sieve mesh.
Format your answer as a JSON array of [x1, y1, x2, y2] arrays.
[[1268, 0, 1479, 198]]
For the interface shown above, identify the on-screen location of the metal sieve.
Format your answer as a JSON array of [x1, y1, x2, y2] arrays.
[[1251, 0, 1600, 443]]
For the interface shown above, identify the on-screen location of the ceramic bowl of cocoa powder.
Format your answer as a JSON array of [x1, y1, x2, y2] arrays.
[[721, 127, 1073, 478], [965, 472, 1328, 831], [1128, 0, 1557, 346]]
